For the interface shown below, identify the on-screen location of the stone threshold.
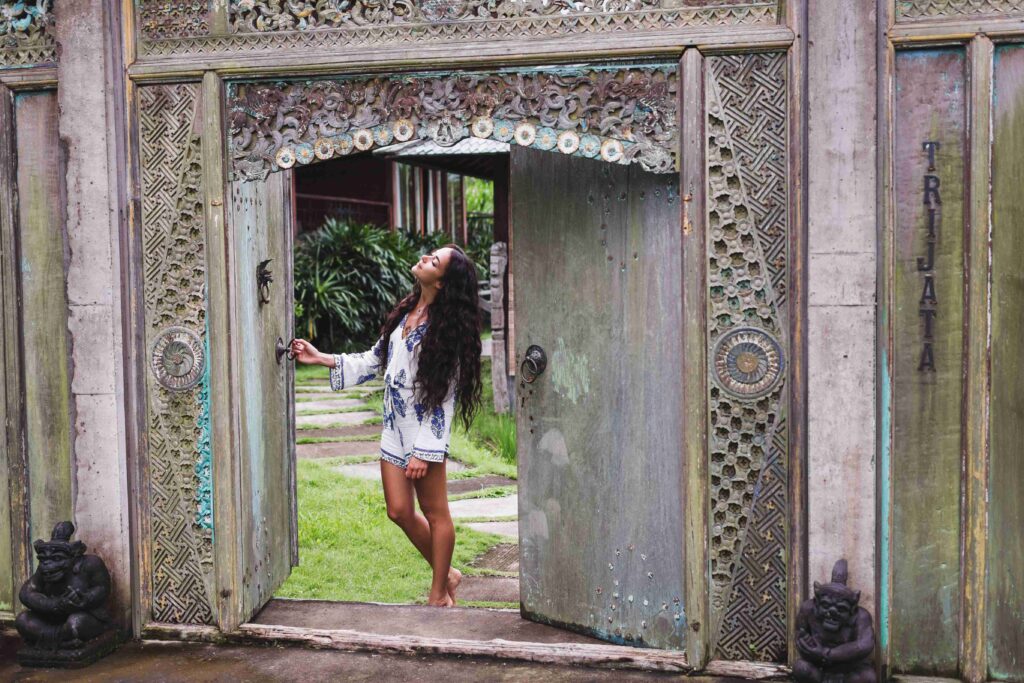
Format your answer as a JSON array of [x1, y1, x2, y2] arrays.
[[138, 604, 790, 678]]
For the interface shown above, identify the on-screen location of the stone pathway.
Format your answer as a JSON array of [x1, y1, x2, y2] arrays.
[[293, 371, 519, 606], [448, 495, 517, 519], [296, 411, 377, 428], [295, 398, 366, 412]]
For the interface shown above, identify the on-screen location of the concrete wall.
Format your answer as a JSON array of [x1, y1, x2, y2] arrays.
[[55, 0, 132, 626], [806, 0, 878, 614]]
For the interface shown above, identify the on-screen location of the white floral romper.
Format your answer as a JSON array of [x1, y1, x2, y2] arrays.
[[329, 312, 456, 469]]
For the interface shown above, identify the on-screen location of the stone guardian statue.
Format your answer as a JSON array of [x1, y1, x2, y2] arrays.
[[794, 559, 876, 683], [15, 521, 119, 667]]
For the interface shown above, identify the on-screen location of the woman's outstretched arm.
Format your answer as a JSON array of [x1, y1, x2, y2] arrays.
[[291, 337, 386, 391]]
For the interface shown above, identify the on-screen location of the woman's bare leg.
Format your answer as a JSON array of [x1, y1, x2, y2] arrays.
[[414, 460, 457, 606], [380, 460, 459, 604], [380, 461, 434, 563]]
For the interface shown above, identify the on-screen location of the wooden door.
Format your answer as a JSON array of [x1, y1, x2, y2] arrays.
[[229, 171, 297, 623], [510, 147, 685, 650], [988, 43, 1024, 682], [0, 89, 72, 619]]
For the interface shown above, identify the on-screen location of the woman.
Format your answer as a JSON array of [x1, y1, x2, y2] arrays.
[[290, 243, 483, 607]]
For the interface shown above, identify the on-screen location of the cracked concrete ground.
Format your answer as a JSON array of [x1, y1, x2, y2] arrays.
[[0, 635, 689, 682]]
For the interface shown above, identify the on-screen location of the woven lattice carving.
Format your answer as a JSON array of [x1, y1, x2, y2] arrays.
[[137, 0, 210, 40], [139, 84, 216, 625], [0, 0, 55, 67], [228, 66, 678, 181], [706, 53, 789, 662], [897, 0, 1024, 18]]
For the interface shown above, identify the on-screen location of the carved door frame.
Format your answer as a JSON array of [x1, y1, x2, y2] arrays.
[[124, 16, 806, 676]]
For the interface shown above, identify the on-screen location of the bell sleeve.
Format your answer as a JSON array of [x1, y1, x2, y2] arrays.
[[410, 375, 458, 463], [329, 335, 386, 392]]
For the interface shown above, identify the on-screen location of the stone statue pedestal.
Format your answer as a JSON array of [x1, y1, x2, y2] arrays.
[[17, 628, 119, 669]]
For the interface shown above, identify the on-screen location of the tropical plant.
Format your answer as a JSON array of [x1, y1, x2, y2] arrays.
[[294, 219, 445, 353], [464, 176, 494, 214]]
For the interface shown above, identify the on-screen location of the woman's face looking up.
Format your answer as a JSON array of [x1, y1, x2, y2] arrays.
[[412, 247, 453, 288]]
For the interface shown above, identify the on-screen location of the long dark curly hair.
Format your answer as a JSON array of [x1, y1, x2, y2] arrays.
[[377, 243, 482, 430]]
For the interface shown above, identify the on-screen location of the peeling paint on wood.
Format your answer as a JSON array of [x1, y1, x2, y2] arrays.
[[988, 42, 1024, 683], [13, 90, 73, 553], [511, 147, 685, 651], [230, 171, 295, 623], [889, 48, 966, 675]]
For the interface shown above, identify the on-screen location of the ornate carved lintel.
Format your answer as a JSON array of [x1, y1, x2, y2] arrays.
[[228, 65, 679, 181]]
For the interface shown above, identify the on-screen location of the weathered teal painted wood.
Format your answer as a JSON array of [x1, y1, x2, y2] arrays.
[[14, 91, 73, 555], [230, 171, 295, 622], [889, 48, 966, 675], [0, 83, 20, 618], [511, 147, 685, 650], [988, 43, 1024, 682]]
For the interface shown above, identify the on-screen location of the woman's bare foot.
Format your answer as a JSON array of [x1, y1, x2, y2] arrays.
[[447, 567, 462, 606], [427, 589, 453, 607]]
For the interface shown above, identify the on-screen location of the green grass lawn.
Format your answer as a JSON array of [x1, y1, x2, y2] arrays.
[[276, 459, 505, 603], [295, 363, 331, 384]]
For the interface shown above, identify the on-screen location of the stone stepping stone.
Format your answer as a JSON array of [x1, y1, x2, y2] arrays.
[[298, 441, 379, 459], [470, 543, 519, 573], [300, 425, 381, 439], [297, 411, 376, 428], [448, 494, 517, 519], [336, 458, 469, 481], [295, 392, 348, 401], [481, 338, 492, 358], [465, 521, 518, 540], [446, 475, 516, 495], [335, 461, 385, 480], [295, 398, 366, 413], [453, 576, 518, 603]]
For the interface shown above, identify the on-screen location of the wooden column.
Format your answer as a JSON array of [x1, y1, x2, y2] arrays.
[[962, 34, 992, 683], [680, 46, 709, 668]]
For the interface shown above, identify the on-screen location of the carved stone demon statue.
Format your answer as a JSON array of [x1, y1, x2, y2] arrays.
[[15, 521, 117, 666], [794, 559, 876, 683]]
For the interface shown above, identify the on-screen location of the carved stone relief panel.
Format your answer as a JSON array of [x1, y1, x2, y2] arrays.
[[0, 0, 56, 68], [139, 83, 216, 625], [896, 0, 1024, 19], [135, 0, 779, 57], [705, 52, 789, 663], [227, 65, 678, 181]]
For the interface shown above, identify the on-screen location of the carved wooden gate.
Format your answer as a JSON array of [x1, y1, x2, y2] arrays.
[[131, 52, 797, 666]]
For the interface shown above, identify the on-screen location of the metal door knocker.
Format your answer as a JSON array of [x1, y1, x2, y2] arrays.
[[520, 344, 547, 383], [257, 259, 274, 305], [276, 337, 295, 364]]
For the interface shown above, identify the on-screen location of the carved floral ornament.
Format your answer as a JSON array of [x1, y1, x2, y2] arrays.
[[229, 0, 777, 32], [227, 66, 678, 181], [135, 0, 778, 56], [0, 0, 56, 67]]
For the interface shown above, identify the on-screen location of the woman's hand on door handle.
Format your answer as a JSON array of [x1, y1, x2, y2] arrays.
[[291, 338, 335, 367]]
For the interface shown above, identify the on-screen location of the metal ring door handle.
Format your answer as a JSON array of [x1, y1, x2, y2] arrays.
[[276, 337, 296, 364], [520, 344, 547, 383]]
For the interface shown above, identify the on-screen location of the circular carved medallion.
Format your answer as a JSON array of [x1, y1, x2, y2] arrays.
[[711, 327, 785, 399], [151, 326, 205, 391]]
